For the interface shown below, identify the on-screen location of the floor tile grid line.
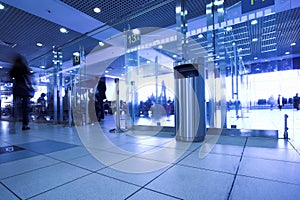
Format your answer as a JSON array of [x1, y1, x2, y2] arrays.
[[123, 144, 201, 199], [175, 162, 237, 176], [41, 148, 137, 174], [0, 161, 64, 181], [0, 181, 21, 200], [122, 163, 178, 200], [100, 143, 161, 156], [124, 187, 184, 200], [226, 137, 248, 200], [95, 170, 151, 189], [241, 153, 300, 164], [126, 144, 202, 199], [236, 173, 300, 188], [288, 140, 300, 155], [0, 134, 46, 146], [126, 137, 175, 147], [190, 149, 242, 158], [25, 172, 93, 200]]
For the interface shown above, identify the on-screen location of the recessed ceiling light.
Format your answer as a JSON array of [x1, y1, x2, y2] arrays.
[[291, 42, 296, 46], [232, 42, 236, 46], [105, 70, 109, 73], [146, 60, 151, 64], [226, 26, 232, 31], [254, 57, 258, 60], [132, 28, 140, 35], [73, 52, 80, 56], [198, 34, 203, 38], [251, 20, 258, 25], [36, 42, 43, 47], [93, 7, 101, 13], [158, 45, 163, 49], [252, 38, 258, 42], [285, 51, 290, 55], [99, 41, 105, 46], [30, 70, 34, 73], [0, 66, 3, 69], [60, 27, 68, 33], [40, 66, 45, 69], [0, 4, 4, 10], [173, 55, 177, 58]]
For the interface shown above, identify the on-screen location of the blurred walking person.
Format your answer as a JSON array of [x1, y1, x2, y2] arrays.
[[9, 54, 35, 130]]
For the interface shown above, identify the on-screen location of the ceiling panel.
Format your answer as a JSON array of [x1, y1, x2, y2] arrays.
[[0, 3, 100, 65]]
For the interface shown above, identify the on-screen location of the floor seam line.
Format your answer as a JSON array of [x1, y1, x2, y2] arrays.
[[0, 181, 22, 200], [226, 137, 248, 200], [26, 172, 93, 199]]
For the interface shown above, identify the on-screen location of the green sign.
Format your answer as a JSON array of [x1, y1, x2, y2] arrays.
[[242, 0, 274, 14], [126, 30, 141, 48]]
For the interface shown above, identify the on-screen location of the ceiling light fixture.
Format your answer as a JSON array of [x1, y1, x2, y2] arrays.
[[36, 42, 43, 47], [99, 41, 105, 46], [252, 38, 258, 42], [146, 60, 151, 64], [73, 52, 80, 56], [60, 27, 68, 33], [226, 26, 232, 31], [93, 7, 101, 13], [285, 51, 290, 55], [291, 42, 296, 46], [0, 66, 3, 69], [0, 4, 4, 10], [105, 70, 109, 73], [158, 45, 163, 49], [254, 57, 258, 60], [251, 20, 258, 25], [173, 55, 177, 58], [132, 28, 140, 35], [198, 34, 203, 38], [40, 66, 45, 69]]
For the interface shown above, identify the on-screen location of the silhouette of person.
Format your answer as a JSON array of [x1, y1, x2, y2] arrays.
[[293, 93, 299, 110], [9, 54, 34, 130], [277, 94, 283, 111], [95, 76, 106, 120]]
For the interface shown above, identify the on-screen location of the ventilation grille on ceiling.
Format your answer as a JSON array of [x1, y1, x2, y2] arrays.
[[0, 40, 16, 48]]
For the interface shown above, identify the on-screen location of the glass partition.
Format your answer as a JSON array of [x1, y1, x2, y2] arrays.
[[21, 0, 300, 141]]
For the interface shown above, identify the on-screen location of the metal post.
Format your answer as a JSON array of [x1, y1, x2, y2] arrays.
[[68, 88, 72, 126], [116, 79, 121, 130], [110, 78, 126, 133], [53, 47, 58, 124], [284, 114, 288, 139]]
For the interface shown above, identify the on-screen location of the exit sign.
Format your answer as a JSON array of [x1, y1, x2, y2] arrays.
[[242, 0, 275, 14]]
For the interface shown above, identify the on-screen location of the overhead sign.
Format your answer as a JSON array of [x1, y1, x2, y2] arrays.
[[126, 30, 141, 49], [73, 54, 80, 66], [242, 0, 275, 14]]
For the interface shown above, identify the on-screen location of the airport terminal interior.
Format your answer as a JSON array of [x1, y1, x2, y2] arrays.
[[0, 0, 300, 199]]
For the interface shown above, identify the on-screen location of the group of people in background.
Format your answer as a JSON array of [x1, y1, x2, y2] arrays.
[[270, 93, 300, 111]]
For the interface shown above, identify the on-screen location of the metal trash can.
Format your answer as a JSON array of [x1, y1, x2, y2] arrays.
[[174, 63, 206, 142]]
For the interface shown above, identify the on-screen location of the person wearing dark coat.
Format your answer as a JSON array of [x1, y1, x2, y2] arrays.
[[9, 54, 34, 130], [95, 76, 107, 120], [293, 93, 299, 110]]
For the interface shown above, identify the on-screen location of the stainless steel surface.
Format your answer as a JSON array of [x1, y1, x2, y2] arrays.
[[175, 70, 206, 142]]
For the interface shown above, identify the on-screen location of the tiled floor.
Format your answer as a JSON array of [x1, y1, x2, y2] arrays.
[[0, 119, 300, 200]]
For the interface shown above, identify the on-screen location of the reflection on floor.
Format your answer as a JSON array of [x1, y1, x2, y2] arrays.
[[132, 108, 299, 140], [227, 109, 300, 141], [0, 119, 299, 199]]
